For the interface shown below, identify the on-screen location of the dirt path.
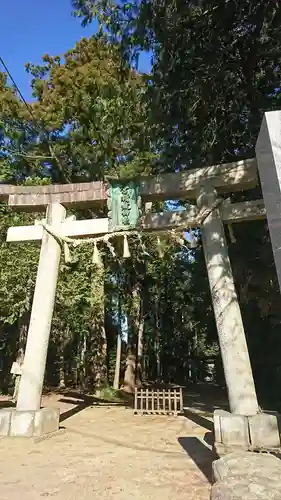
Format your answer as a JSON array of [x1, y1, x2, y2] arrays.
[[0, 393, 212, 499]]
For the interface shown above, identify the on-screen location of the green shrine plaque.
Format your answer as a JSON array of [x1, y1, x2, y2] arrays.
[[107, 179, 142, 232]]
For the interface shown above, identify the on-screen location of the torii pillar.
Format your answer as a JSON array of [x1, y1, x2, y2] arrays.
[[256, 110, 281, 293], [0, 204, 66, 437], [16, 204, 66, 412], [198, 183, 281, 457], [197, 183, 259, 416]]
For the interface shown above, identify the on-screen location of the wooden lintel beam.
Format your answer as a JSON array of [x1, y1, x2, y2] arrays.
[[1, 158, 258, 209]]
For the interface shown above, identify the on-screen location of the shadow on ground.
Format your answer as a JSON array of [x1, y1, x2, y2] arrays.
[[183, 408, 213, 431], [58, 390, 132, 423], [178, 436, 214, 483], [181, 383, 228, 431], [0, 400, 15, 409], [56, 383, 228, 423], [183, 383, 228, 414]]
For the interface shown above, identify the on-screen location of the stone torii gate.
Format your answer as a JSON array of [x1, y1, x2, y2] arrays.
[[0, 110, 280, 443]]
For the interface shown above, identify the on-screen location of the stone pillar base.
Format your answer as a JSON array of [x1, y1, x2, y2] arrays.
[[213, 409, 281, 458], [211, 452, 281, 499], [0, 407, 60, 438]]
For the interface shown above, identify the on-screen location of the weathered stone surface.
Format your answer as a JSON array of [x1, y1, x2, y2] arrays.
[[213, 442, 248, 459], [0, 158, 258, 208], [211, 475, 281, 500], [140, 158, 258, 200], [213, 409, 227, 444], [10, 410, 35, 437], [0, 407, 60, 437], [213, 410, 281, 453], [212, 452, 281, 499], [33, 407, 60, 437], [16, 205, 66, 412], [220, 199, 265, 223], [212, 451, 281, 482], [0, 181, 107, 210], [248, 412, 281, 448], [221, 414, 249, 446], [0, 180, 106, 196], [8, 186, 107, 211], [0, 408, 13, 436], [197, 183, 258, 416], [213, 410, 250, 447], [256, 110, 281, 296]]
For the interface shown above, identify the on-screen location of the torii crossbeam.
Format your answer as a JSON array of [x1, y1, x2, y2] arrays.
[[0, 158, 257, 209]]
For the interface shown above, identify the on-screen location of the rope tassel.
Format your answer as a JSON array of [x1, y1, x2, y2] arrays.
[[228, 223, 236, 244], [188, 229, 198, 249], [137, 233, 150, 256], [123, 234, 131, 258], [63, 241, 72, 263], [92, 241, 102, 265], [157, 236, 164, 258]]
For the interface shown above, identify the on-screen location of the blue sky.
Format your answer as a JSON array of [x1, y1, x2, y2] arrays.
[[0, 0, 151, 100]]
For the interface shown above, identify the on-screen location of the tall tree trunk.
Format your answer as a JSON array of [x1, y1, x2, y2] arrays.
[[122, 259, 146, 394], [123, 350, 136, 393], [78, 331, 87, 390], [88, 260, 107, 395], [58, 326, 71, 389], [136, 263, 146, 386], [113, 290, 122, 390], [155, 340, 161, 381], [192, 330, 198, 383], [136, 299, 144, 386], [154, 296, 161, 381], [123, 310, 136, 393], [113, 333, 122, 390], [123, 285, 139, 393], [59, 352, 66, 389], [123, 283, 145, 390]]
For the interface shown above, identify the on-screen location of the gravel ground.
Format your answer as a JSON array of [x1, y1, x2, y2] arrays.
[[0, 393, 212, 499]]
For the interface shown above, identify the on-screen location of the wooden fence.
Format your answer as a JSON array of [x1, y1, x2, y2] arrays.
[[134, 387, 183, 415]]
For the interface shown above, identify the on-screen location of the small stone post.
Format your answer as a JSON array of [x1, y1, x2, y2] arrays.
[[16, 203, 66, 411], [197, 183, 258, 416]]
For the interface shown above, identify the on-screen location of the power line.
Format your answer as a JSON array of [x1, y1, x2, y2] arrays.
[[0, 55, 39, 138], [0, 56, 70, 182], [0, 56, 35, 120]]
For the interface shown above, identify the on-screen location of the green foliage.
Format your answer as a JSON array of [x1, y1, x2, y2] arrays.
[[0, 208, 39, 325], [98, 385, 131, 402], [148, 1, 281, 169], [25, 36, 152, 182], [72, 1, 281, 166]]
